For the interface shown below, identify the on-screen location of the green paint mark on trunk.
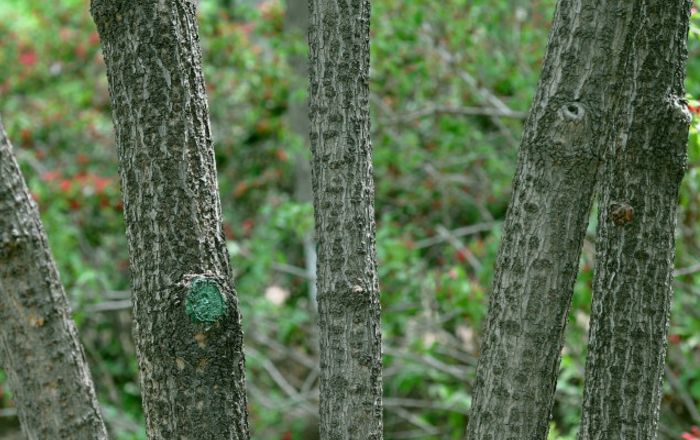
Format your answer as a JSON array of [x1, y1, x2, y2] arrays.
[[185, 278, 227, 323]]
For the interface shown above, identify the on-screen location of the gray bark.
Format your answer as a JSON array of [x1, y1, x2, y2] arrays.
[[0, 119, 108, 440], [467, 1, 692, 438], [468, 1, 643, 438], [91, 1, 249, 439], [578, 3, 691, 439], [284, 0, 317, 307], [308, 0, 383, 439]]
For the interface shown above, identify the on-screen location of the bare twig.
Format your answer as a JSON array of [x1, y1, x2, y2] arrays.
[[389, 406, 440, 436], [85, 299, 132, 313], [247, 331, 318, 370], [384, 347, 471, 382], [247, 347, 316, 415], [673, 262, 700, 277], [414, 222, 498, 249], [435, 225, 482, 272], [271, 262, 313, 280], [383, 397, 466, 413], [665, 366, 700, 425], [382, 104, 527, 127]]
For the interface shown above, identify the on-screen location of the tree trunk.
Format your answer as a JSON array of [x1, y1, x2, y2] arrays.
[[578, 3, 691, 439], [284, 0, 317, 308], [91, 2, 250, 439], [465, 0, 668, 437], [308, 0, 383, 439], [0, 119, 108, 440]]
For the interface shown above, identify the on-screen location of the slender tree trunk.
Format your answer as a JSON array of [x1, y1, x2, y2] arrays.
[[579, 3, 692, 439], [308, 0, 383, 439], [465, 0, 667, 437], [0, 119, 108, 440], [284, 0, 317, 308], [91, 2, 250, 439]]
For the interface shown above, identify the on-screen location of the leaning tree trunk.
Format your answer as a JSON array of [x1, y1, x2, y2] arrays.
[[463, 0, 686, 437], [578, 3, 692, 439], [0, 119, 108, 439], [308, 0, 383, 439], [91, 1, 250, 439]]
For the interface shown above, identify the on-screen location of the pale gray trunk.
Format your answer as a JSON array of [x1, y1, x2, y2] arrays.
[[284, 0, 317, 307], [91, 1, 250, 439], [0, 119, 108, 440], [579, 2, 691, 439], [308, 0, 383, 439]]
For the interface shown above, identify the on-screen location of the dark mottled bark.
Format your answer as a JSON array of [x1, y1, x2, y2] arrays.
[[466, 1, 624, 438], [308, 0, 383, 439], [0, 119, 108, 440], [467, 1, 692, 439], [579, 3, 691, 439], [91, 1, 249, 439]]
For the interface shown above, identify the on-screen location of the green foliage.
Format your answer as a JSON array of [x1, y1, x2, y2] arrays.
[[1, 0, 699, 438]]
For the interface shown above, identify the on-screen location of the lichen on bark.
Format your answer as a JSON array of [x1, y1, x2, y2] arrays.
[[91, 1, 250, 438]]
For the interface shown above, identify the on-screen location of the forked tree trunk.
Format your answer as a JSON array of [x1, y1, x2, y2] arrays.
[[91, 1, 250, 438], [308, 0, 384, 439], [579, 2, 691, 439], [467, 1, 692, 439], [0, 119, 108, 439]]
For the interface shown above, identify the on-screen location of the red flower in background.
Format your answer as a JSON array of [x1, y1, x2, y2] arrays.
[[88, 31, 100, 45], [682, 426, 700, 440], [41, 170, 60, 182], [19, 50, 37, 67], [58, 179, 72, 192]]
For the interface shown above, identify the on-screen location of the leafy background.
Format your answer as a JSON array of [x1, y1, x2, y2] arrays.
[[0, 0, 699, 439]]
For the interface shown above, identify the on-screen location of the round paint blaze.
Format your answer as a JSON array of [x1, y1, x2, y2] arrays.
[[185, 278, 227, 323]]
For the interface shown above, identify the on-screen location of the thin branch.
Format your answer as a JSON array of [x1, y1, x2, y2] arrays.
[[247, 348, 316, 416], [414, 222, 498, 249], [435, 225, 482, 272], [382, 104, 528, 127], [389, 406, 440, 436], [383, 397, 466, 413], [247, 331, 318, 370], [272, 262, 314, 280], [84, 299, 132, 313], [673, 262, 700, 277], [665, 366, 700, 425]]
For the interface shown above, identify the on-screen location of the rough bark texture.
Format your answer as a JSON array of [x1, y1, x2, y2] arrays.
[[579, 3, 691, 439], [466, 0, 657, 437], [91, 1, 250, 439], [0, 119, 108, 440], [308, 0, 383, 439]]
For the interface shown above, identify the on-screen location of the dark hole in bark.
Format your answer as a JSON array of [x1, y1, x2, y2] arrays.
[[562, 102, 584, 121]]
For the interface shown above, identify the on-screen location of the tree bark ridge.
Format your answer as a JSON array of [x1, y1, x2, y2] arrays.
[[0, 119, 108, 440], [91, 1, 250, 438], [579, 2, 691, 439], [309, 0, 384, 438], [464, 0, 677, 437]]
